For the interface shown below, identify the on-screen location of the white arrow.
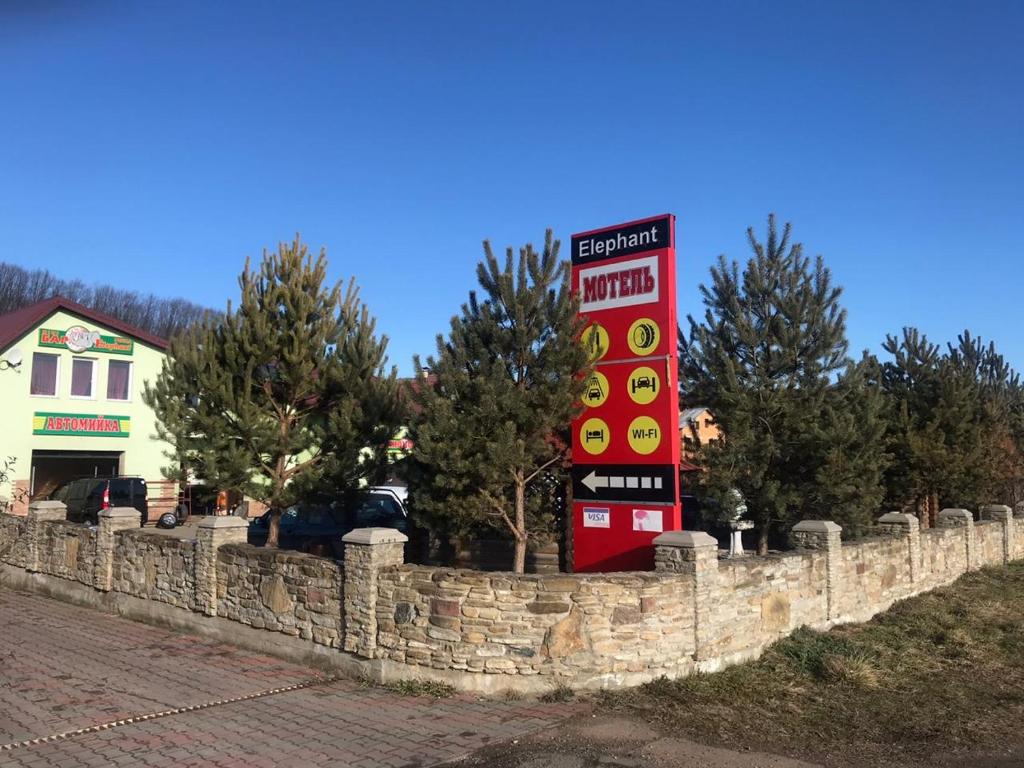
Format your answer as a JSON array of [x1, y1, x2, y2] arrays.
[[581, 470, 609, 493], [581, 470, 663, 494]]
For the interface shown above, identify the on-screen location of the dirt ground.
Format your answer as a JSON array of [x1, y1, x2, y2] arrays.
[[453, 711, 825, 768]]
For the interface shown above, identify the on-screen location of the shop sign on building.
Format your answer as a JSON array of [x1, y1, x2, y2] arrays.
[[32, 412, 131, 437], [38, 325, 134, 355], [570, 214, 682, 572]]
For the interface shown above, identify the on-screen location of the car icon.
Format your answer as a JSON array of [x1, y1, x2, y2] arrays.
[[631, 375, 657, 394]]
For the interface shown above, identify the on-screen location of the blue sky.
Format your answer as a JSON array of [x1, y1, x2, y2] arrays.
[[2, 1, 1021, 375]]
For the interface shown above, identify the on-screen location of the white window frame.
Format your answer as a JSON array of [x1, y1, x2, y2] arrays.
[[106, 359, 133, 402], [69, 356, 98, 400], [30, 352, 61, 398]]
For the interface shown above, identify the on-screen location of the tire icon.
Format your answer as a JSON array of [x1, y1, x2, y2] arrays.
[[633, 323, 655, 349], [627, 318, 660, 356]]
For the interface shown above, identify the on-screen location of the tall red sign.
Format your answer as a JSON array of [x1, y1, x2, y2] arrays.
[[570, 214, 681, 572]]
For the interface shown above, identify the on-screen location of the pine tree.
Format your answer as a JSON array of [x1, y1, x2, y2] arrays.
[[409, 231, 589, 573], [144, 236, 403, 547], [679, 215, 888, 552], [880, 328, 1023, 516]]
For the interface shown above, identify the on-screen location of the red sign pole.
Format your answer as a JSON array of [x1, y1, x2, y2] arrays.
[[569, 214, 681, 572]]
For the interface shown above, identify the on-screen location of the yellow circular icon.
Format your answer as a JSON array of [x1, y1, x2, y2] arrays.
[[627, 415, 661, 455], [627, 318, 660, 356], [580, 417, 610, 455], [582, 323, 609, 361], [581, 370, 609, 408], [627, 366, 660, 405]]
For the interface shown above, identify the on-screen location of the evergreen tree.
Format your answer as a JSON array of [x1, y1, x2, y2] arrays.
[[144, 236, 403, 547], [409, 231, 589, 573], [679, 215, 888, 552], [880, 328, 1023, 516]]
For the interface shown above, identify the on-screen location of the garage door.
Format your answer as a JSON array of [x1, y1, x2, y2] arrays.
[[30, 450, 123, 500]]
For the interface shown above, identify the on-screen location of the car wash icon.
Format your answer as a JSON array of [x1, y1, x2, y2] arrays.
[[581, 371, 609, 408]]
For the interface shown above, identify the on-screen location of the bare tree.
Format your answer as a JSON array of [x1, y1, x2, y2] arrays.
[[0, 261, 213, 338]]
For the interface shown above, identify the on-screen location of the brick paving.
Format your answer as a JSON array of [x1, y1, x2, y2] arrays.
[[0, 590, 575, 767]]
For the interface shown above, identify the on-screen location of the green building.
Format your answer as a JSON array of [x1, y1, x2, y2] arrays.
[[0, 297, 175, 515]]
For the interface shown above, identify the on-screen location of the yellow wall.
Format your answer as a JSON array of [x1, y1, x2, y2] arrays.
[[681, 408, 721, 461], [0, 309, 173, 510]]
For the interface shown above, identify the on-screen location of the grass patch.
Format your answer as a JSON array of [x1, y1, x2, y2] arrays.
[[539, 683, 576, 703], [381, 679, 456, 698], [603, 562, 1024, 766]]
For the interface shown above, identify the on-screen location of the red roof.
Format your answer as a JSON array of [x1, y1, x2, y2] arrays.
[[0, 296, 168, 353]]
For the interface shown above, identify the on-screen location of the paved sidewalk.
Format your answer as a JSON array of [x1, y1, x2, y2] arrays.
[[0, 590, 575, 767]]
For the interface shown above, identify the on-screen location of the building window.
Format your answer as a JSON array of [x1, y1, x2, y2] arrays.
[[30, 353, 59, 396], [70, 358, 96, 398], [107, 360, 132, 401]]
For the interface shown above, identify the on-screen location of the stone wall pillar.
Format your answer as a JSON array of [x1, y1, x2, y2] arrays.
[[938, 508, 977, 571], [877, 512, 921, 583], [195, 516, 249, 616], [342, 527, 408, 659], [653, 530, 719, 661], [95, 507, 141, 590], [790, 520, 843, 620], [25, 500, 66, 572], [981, 504, 1014, 564]]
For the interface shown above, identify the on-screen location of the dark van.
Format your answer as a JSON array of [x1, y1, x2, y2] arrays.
[[49, 477, 149, 526]]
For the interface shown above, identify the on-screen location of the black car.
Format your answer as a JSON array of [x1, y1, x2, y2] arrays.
[[49, 476, 149, 526], [247, 489, 409, 558]]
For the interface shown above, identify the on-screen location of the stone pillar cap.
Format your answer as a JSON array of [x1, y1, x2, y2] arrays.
[[197, 515, 249, 529], [28, 500, 66, 511], [939, 508, 972, 518], [792, 520, 843, 534], [99, 506, 142, 520], [342, 527, 409, 545], [652, 530, 718, 549], [877, 512, 919, 525], [981, 504, 1013, 519]]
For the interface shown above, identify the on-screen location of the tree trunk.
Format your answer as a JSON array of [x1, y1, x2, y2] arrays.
[[513, 474, 527, 574], [265, 508, 281, 548], [757, 525, 769, 556]]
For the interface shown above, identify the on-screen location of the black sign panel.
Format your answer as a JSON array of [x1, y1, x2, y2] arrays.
[[571, 215, 673, 266], [571, 463, 677, 504]]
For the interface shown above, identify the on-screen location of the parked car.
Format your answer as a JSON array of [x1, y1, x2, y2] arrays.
[[247, 487, 409, 558], [48, 476, 149, 526]]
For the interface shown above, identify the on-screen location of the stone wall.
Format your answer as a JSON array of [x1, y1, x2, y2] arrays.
[[112, 531, 198, 611], [0, 512, 29, 568], [709, 551, 827, 661], [216, 543, 344, 648], [3, 499, 1024, 694], [920, 527, 969, 588], [373, 566, 694, 683], [834, 536, 913, 622], [35, 520, 96, 587], [975, 520, 1004, 566]]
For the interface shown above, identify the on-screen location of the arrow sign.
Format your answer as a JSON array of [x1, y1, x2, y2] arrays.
[[580, 470, 664, 494], [572, 463, 676, 505]]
